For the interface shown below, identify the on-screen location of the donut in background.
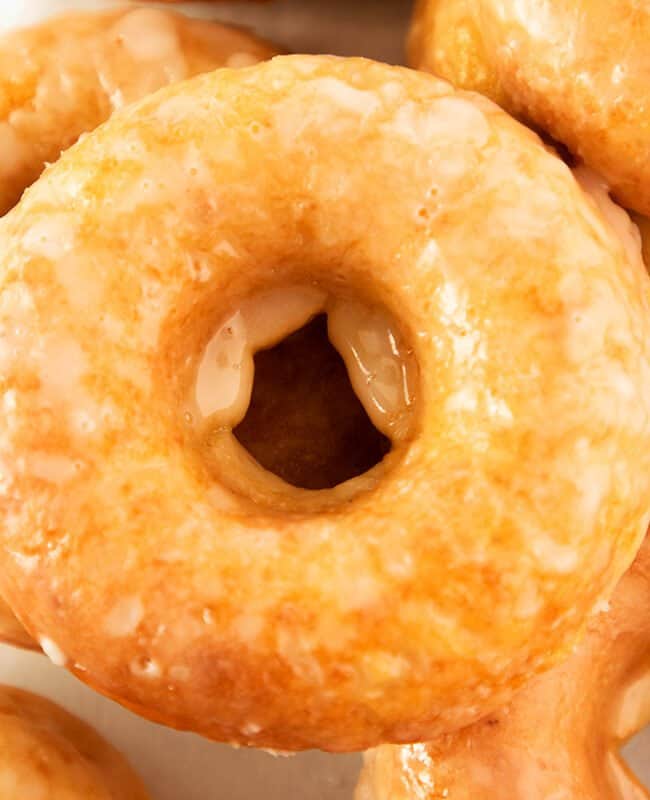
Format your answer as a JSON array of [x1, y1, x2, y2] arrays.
[[408, 0, 650, 216], [0, 6, 278, 216]]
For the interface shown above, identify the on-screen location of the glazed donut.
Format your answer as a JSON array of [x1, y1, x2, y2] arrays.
[[0, 7, 277, 651], [408, 0, 650, 216], [0, 685, 148, 799], [356, 534, 650, 800], [1, 55, 650, 751], [0, 7, 278, 215]]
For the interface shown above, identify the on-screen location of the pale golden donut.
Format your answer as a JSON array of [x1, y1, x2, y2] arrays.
[[408, 0, 650, 216], [0, 7, 278, 216], [356, 534, 650, 800], [1, 55, 650, 751], [0, 685, 148, 799], [0, 6, 277, 652]]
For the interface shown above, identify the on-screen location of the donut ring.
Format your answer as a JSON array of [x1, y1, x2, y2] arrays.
[[0, 7, 278, 216], [408, 0, 650, 216], [0, 7, 277, 651], [356, 534, 650, 800], [1, 55, 650, 751], [0, 685, 149, 799]]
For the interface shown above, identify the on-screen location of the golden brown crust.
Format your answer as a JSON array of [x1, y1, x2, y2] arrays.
[[409, 0, 650, 216], [357, 536, 650, 800], [1, 55, 650, 751], [0, 685, 149, 799], [0, 7, 278, 215]]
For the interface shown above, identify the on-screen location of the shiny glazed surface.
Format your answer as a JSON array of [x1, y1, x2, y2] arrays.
[[408, 0, 650, 216], [356, 535, 650, 800], [0, 685, 148, 799], [0, 56, 650, 750]]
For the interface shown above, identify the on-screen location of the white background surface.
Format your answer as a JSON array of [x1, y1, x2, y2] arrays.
[[0, 0, 648, 797]]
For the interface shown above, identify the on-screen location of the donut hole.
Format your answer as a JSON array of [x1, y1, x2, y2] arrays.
[[234, 314, 391, 490], [182, 285, 417, 508]]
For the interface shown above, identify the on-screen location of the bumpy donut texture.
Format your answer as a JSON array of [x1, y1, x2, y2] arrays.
[[0, 685, 148, 799], [408, 0, 650, 216], [1, 55, 650, 751], [0, 7, 278, 215], [0, 7, 277, 651], [356, 535, 650, 800]]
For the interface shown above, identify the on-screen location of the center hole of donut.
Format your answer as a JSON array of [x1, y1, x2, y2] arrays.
[[186, 285, 416, 500], [234, 314, 391, 490]]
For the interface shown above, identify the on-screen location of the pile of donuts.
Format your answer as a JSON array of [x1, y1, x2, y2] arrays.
[[0, 0, 649, 797]]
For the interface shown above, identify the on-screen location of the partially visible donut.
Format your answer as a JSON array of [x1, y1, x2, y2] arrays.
[[356, 534, 650, 800], [1, 56, 650, 750], [0, 685, 149, 799], [408, 0, 650, 216], [0, 7, 278, 215]]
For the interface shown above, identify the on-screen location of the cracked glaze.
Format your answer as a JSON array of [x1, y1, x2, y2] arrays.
[[0, 56, 650, 750], [409, 0, 650, 216]]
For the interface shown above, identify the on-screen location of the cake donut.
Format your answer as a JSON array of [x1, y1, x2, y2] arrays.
[[0, 7, 278, 216], [0, 7, 277, 651], [408, 0, 650, 216], [0, 685, 148, 799], [356, 534, 650, 800], [1, 55, 650, 751]]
